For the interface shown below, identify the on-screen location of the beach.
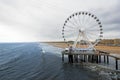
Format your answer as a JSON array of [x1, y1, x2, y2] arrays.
[[46, 42, 120, 54]]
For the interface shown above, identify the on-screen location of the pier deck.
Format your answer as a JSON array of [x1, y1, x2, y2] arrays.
[[62, 50, 120, 70]]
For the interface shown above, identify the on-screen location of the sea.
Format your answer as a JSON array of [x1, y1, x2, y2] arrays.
[[0, 42, 114, 80]]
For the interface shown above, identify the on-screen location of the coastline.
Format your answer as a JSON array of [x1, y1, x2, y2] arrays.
[[45, 42, 120, 54]]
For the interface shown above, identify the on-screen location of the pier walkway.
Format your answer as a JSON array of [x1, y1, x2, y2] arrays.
[[62, 50, 120, 70]]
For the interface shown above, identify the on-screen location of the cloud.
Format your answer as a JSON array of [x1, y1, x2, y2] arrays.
[[0, 0, 119, 42]]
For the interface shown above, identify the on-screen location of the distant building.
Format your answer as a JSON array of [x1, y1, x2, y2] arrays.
[[114, 39, 120, 45], [98, 39, 120, 46]]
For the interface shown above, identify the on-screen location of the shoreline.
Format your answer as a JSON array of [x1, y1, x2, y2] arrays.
[[45, 42, 120, 54]]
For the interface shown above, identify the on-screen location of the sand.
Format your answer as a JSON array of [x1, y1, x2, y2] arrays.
[[46, 42, 120, 54]]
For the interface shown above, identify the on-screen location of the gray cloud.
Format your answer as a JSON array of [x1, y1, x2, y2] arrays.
[[0, 0, 119, 42], [92, 1, 120, 39]]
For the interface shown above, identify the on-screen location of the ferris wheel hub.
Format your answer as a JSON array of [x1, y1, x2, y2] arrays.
[[79, 28, 85, 32], [81, 28, 85, 31]]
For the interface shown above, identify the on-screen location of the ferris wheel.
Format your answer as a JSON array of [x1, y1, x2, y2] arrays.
[[62, 11, 103, 50]]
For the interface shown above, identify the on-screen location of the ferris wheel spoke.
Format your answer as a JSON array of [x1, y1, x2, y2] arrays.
[[72, 16, 80, 27], [86, 31, 99, 35], [64, 34, 73, 38], [88, 34, 98, 39], [88, 20, 96, 27], [83, 16, 88, 28], [87, 31, 98, 36], [85, 15, 91, 26], [87, 28, 100, 32], [86, 23, 99, 30], [82, 14, 86, 26], [87, 15, 97, 26], [73, 32, 81, 47], [86, 34, 93, 41], [83, 34, 93, 47], [86, 17, 91, 27], [64, 31, 77, 36], [87, 35, 92, 40], [89, 28, 100, 32], [86, 18, 97, 28], [77, 15, 81, 27], [63, 29, 75, 32], [63, 28, 76, 32], [68, 20, 78, 27], [65, 32, 76, 38], [80, 14, 85, 27], [65, 24, 76, 29], [66, 23, 79, 29], [86, 32, 98, 40], [78, 15, 83, 27], [85, 17, 93, 26], [87, 32, 98, 39], [91, 22, 99, 27], [86, 27, 99, 32], [87, 35, 98, 42], [83, 14, 90, 28], [64, 30, 76, 34]]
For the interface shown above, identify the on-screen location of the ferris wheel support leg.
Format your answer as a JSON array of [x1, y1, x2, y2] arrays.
[[73, 33, 80, 48], [84, 33, 94, 50]]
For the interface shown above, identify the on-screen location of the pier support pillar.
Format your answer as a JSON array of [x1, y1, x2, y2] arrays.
[[62, 54, 64, 62], [96, 55, 98, 63], [99, 55, 101, 63], [80, 55, 84, 62], [115, 58, 118, 70], [107, 55, 109, 64], [91, 55, 94, 63], [88, 55, 92, 62], [104, 55, 106, 63], [74, 55, 78, 63], [83, 55, 86, 62]]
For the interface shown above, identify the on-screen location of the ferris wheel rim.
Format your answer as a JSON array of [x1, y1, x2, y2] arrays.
[[62, 11, 103, 48]]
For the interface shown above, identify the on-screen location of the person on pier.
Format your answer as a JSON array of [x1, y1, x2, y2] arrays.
[[68, 46, 73, 63]]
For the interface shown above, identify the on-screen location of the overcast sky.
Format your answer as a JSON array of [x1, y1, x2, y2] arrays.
[[0, 0, 120, 42]]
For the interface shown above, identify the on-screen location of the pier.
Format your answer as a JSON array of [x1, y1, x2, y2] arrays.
[[62, 50, 120, 70]]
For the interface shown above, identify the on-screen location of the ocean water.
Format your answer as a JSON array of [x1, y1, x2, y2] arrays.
[[0, 43, 99, 80]]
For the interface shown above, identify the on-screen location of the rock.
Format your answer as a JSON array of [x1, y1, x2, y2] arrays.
[[99, 71, 112, 80], [117, 73, 120, 80], [110, 73, 117, 80]]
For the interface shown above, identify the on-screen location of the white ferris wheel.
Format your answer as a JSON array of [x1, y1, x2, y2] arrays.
[[62, 11, 103, 50]]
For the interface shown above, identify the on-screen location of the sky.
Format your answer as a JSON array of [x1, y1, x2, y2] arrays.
[[0, 0, 120, 42]]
